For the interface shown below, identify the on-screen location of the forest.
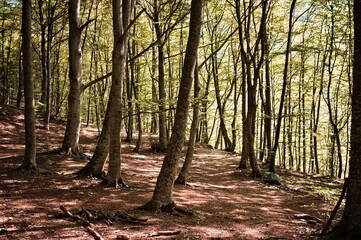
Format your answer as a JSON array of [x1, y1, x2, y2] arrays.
[[1, 0, 361, 239]]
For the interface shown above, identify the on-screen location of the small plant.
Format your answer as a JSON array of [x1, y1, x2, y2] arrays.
[[263, 172, 282, 185]]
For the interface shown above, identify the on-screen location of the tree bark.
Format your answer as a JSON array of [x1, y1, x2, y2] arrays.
[[154, 0, 168, 151], [20, 0, 37, 172], [175, 63, 200, 185], [103, 0, 131, 187], [325, 1, 361, 238], [268, 0, 297, 172], [141, 0, 202, 211], [62, 0, 83, 155]]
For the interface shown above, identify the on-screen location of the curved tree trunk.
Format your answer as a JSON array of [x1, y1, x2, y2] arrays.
[[141, 0, 202, 211]]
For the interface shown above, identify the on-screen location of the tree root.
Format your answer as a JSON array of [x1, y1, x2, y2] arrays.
[[52, 146, 89, 160], [17, 164, 39, 175], [139, 201, 193, 216], [174, 177, 186, 185], [57, 206, 148, 226], [75, 164, 105, 179], [100, 178, 129, 188]]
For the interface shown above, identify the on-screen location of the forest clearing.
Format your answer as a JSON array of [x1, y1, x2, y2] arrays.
[[0, 105, 342, 239]]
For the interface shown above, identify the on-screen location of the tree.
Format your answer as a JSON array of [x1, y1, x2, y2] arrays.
[[141, 0, 202, 211], [62, 0, 93, 155], [235, 0, 268, 177], [175, 62, 200, 185], [268, 0, 297, 173], [325, 0, 361, 238], [20, 0, 37, 173], [102, 0, 131, 187]]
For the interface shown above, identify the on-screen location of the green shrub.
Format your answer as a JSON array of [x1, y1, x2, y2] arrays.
[[263, 172, 282, 185]]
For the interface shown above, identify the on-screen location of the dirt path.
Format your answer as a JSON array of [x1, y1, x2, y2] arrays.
[[0, 105, 338, 239]]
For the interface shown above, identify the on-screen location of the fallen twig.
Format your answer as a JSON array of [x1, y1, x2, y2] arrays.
[[148, 230, 181, 237], [60, 205, 92, 227], [86, 226, 104, 240]]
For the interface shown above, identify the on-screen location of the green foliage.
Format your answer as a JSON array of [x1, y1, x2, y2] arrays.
[[263, 172, 282, 185]]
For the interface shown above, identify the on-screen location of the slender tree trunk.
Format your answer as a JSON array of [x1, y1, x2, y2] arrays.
[[16, 40, 22, 107], [175, 63, 200, 185], [154, 0, 167, 151], [268, 0, 297, 172], [212, 53, 232, 151], [141, 0, 202, 211], [20, 0, 37, 172]]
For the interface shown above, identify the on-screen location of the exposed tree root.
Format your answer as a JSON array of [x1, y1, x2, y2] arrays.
[[17, 164, 39, 175], [56, 206, 148, 226], [75, 164, 105, 179], [100, 178, 129, 188], [237, 163, 247, 170], [139, 201, 193, 216], [174, 177, 186, 185], [51, 146, 89, 160]]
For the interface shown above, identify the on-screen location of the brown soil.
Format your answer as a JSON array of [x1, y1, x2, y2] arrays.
[[0, 105, 342, 239]]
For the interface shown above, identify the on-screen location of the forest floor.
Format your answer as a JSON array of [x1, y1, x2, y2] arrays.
[[0, 104, 344, 240]]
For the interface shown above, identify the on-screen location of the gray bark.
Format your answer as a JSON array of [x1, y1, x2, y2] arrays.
[[141, 0, 203, 210]]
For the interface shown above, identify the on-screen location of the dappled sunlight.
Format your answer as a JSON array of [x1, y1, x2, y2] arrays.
[[0, 110, 336, 239]]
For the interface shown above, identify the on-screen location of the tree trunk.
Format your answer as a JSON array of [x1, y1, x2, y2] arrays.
[[103, 0, 131, 187], [175, 63, 200, 185], [62, 0, 83, 155], [325, 1, 361, 237], [141, 0, 202, 211], [20, 0, 37, 172], [154, 1, 168, 151], [268, 0, 297, 172], [76, 103, 110, 178]]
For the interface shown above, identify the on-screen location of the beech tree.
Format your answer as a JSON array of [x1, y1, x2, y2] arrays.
[[325, 1, 361, 238], [62, 0, 94, 155], [141, 0, 202, 211], [268, 0, 297, 173], [102, 0, 132, 187], [20, 0, 37, 172]]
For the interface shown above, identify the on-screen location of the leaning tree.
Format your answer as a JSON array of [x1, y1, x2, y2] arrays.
[[141, 0, 203, 211]]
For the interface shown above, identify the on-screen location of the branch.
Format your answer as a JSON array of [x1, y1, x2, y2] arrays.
[[80, 19, 95, 32], [198, 28, 238, 69], [60, 205, 92, 227], [82, 72, 112, 92], [122, 107, 176, 119], [128, 10, 190, 62], [121, 9, 146, 42]]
